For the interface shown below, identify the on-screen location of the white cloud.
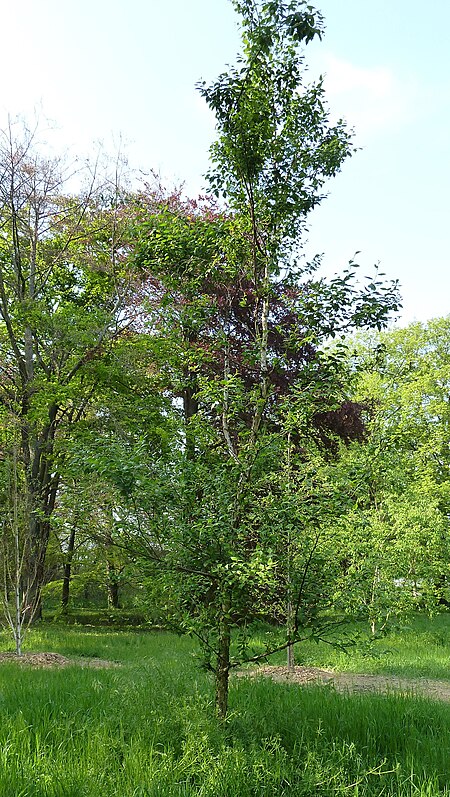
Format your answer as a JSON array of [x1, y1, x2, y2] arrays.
[[318, 54, 417, 136]]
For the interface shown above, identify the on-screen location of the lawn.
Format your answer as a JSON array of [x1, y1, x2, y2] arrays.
[[0, 614, 448, 796]]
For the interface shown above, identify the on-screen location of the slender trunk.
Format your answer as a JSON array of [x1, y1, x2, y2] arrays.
[[13, 461, 23, 655], [287, 641, 295, 671], [61, 526, 76, 609], [183, 381, 199, 460], [107, 560, 120, 609], [369, 566, 379, 637], [14, 582, 22, 655], [286, 600, 295, 671], [286, 433, 294, 671], [215, 613, 231, 719]]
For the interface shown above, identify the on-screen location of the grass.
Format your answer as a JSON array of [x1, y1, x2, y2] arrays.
[[257, 613, 450, 680], [0, 614, 448, 796]]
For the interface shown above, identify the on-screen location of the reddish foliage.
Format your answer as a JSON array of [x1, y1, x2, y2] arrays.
[[131, 191, 368, 448]]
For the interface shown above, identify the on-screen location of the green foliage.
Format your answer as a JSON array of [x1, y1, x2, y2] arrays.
[[43, 607, 149, 628], [0, 3, 418, 723], [114, 1, 401, 720], [0, 122, 147, 626], [199, 1, 348, 256], [341, 318, 450, 625]]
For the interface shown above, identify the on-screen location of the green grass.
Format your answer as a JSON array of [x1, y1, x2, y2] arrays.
[[44, 607, 150, 629], [251, 613, 450, 680], [0, 615, 448, 796]]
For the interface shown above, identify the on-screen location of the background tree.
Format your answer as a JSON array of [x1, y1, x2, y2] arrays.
[[46, 324, 174, 612], [0, 121, 138, 618], [342, 319, 450, 615], [329, 435, 447, 635], [0, 416, 37, 654]]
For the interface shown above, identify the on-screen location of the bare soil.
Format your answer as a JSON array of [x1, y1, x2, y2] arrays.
[[238, 665, 450, 703], [0, 652, 118, 669]]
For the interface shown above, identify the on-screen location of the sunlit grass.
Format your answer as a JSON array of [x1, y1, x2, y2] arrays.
[[250, 613, 450, 680], [0, 615, 448, 796]]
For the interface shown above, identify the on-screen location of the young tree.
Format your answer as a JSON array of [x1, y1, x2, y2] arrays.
[[127, 0, 400, 717]]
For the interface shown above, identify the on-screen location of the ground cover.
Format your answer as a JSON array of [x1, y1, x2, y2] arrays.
[[249, 613, 450, 680], [0, 615, 448, 796]]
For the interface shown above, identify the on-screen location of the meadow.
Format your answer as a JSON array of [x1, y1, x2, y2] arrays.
[[0, 614, 448, 796]]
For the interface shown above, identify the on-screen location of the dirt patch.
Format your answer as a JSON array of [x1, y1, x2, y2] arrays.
[[0, 651, 118, 669], [237, 665, 450, 703]]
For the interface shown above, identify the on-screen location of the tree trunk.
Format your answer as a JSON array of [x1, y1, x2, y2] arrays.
[[183, 381, 199, 460], [12, 458, 23, 655], [26, 507, 55, 622], [61, 525, 76, 609], [23, 406, 60, 622], [26, 521, 49, 622], [369, 566, 379, 637], [287, 629, 295, 671], [215, 614, 231, 719], [107, 560, 120, 609]]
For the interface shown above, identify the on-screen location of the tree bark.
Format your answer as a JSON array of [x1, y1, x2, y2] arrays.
[[287, 599, 295, 671], [25, 473, 59, 621], [215, 611, 231, 719], [26, 518, 51, 622], [61, 525, 76, 609], [107, 560, 120, 609], [183, 381, 199, 460]]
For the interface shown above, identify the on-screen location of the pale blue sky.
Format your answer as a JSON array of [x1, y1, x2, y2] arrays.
[[1, 0, 449, 326]]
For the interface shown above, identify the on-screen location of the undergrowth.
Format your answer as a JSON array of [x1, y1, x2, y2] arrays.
[[0, 614, 447, 796]]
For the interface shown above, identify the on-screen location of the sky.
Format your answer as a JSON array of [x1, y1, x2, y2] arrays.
[[0, 0, 449, 326]]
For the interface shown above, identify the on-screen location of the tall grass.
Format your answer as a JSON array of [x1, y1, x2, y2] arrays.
[[251, 613, 450, 679], [0, 616, 448, 796]]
